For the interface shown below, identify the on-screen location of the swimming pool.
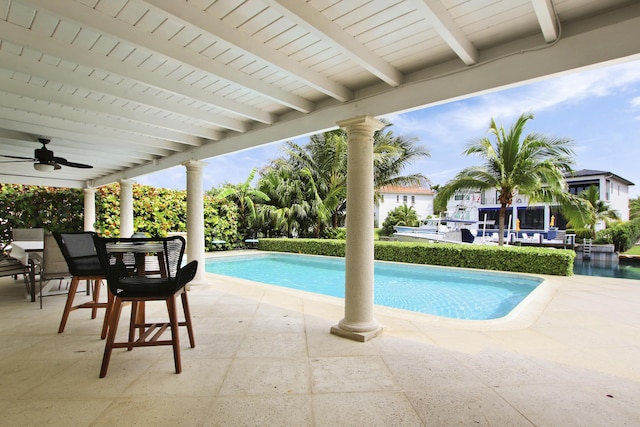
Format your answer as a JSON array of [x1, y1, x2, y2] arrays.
[[205, 253, 542, 320]]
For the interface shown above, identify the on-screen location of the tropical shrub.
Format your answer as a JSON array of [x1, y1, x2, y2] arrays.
[[0, 184, 84, 250], [380, 205, 419, 236], [1, 183, 238, 252], [95, 183, 189, 237], [204, 194, 239, 250], [566, 228, 594, 241], [595, 218, 640, 252], [323, 227, 346, 240]]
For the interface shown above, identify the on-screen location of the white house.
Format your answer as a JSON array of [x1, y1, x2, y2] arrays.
[[565, 169, 633, 222], [441, 169, 634, 235], [375, 185, 435, 227]]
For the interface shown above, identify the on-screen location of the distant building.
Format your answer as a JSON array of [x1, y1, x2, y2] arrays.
[[375, 185, 435, 227], [566, 169, 633, 221], [441, 169, 634, 234]]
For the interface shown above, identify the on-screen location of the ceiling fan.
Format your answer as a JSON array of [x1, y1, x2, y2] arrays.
[[0, 138, 93, 172]]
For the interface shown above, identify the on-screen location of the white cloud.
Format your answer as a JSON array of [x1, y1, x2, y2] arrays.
[[400, 59, 640, 140]]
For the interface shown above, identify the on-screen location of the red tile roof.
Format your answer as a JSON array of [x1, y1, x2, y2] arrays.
[[377, 185, 435, 195]]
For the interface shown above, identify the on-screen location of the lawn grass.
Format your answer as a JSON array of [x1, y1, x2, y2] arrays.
[[623, 245, 640, 255]]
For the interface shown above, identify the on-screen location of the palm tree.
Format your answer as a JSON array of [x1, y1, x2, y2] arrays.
[[373, 123, 431, 192], [256, 162, 309, 237], [434, 113, 577, 246], [263, 122, 430, 236], [214, 168, 270, 237], [565, 185, 620, 237], [285, 130, 348, 234]]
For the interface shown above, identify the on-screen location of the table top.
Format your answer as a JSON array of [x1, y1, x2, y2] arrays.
[[10, 240, 44, 266], [10, 240, 44, 251]]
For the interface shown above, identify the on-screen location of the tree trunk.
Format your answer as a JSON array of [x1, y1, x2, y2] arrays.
[[498, 204, 507, 246]]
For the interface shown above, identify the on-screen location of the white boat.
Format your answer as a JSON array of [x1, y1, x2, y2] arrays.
[[393, 218, 478, 244]]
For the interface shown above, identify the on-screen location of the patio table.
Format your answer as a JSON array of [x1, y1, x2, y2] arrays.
[[105, 241, 166, 276]]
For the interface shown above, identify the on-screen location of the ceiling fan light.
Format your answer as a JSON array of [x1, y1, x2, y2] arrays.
[[34, 162, 55, 172]]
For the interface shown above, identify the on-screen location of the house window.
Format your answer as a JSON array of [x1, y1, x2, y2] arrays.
[[403, 195, 408, 205], [610, 181, 613, 200], [396, 195, 399, 203], [569, 183, 599, 196], [381, 194, 384, 203], [411, 196, 415, 205], [479, 206, 547, 230]]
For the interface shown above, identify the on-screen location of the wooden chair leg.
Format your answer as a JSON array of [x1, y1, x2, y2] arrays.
[[58, 277, 80, 333], [180, 292, 195, 348], [167, 297, 182, 374], [100, 290, 115, 340], [128, 300, 139, 351], [100, 297, 123, 378], [137, 301, 146, 338], [91, 279, 102, 319]]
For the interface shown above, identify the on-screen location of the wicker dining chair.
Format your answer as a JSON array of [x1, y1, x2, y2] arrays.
[[93, 235, 197, 378], [53, 232, 111, 339]]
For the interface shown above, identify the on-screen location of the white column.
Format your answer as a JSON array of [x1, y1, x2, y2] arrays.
[[544, 206, 551, 232], [83, 187, 96, 232], [119, 179, 134, 238], [331, 115, 385, 342], [182, 160, 207, 284], [512, 205, 518, 242]]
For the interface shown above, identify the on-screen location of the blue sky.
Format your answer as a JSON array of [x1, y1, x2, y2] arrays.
[[138, 58, 640, 198]]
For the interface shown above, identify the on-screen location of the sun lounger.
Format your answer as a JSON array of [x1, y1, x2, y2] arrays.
[[244, 238, 259, 249], [211, 240, 226, 250]]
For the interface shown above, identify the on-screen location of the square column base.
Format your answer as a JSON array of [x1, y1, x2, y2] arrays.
[[330, 324, 384, 342]]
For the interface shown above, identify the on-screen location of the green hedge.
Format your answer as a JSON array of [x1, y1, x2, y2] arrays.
[[258, 238, 346, 257], [257, 238, 575, 276]]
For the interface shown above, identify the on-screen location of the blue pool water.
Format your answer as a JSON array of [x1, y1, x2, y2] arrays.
[[205, 253, 542, 320]]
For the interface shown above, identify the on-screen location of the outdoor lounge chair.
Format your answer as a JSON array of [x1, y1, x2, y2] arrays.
[[92, 235, 197, 378], [12, 227, 44, 242], [4, 228, 44, 286], [30, 232, 73, 309], [0, 256, 30, 295]]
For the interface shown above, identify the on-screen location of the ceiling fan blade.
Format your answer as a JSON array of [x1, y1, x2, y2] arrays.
[[53, 156, 93, 169], [0, 154, 36, 161]]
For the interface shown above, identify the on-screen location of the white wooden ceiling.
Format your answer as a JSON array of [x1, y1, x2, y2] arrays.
[[0, 0, 638, 188]]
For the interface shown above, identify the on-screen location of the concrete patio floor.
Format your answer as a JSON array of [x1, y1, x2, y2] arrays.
[[0, 255, 639, 426]]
